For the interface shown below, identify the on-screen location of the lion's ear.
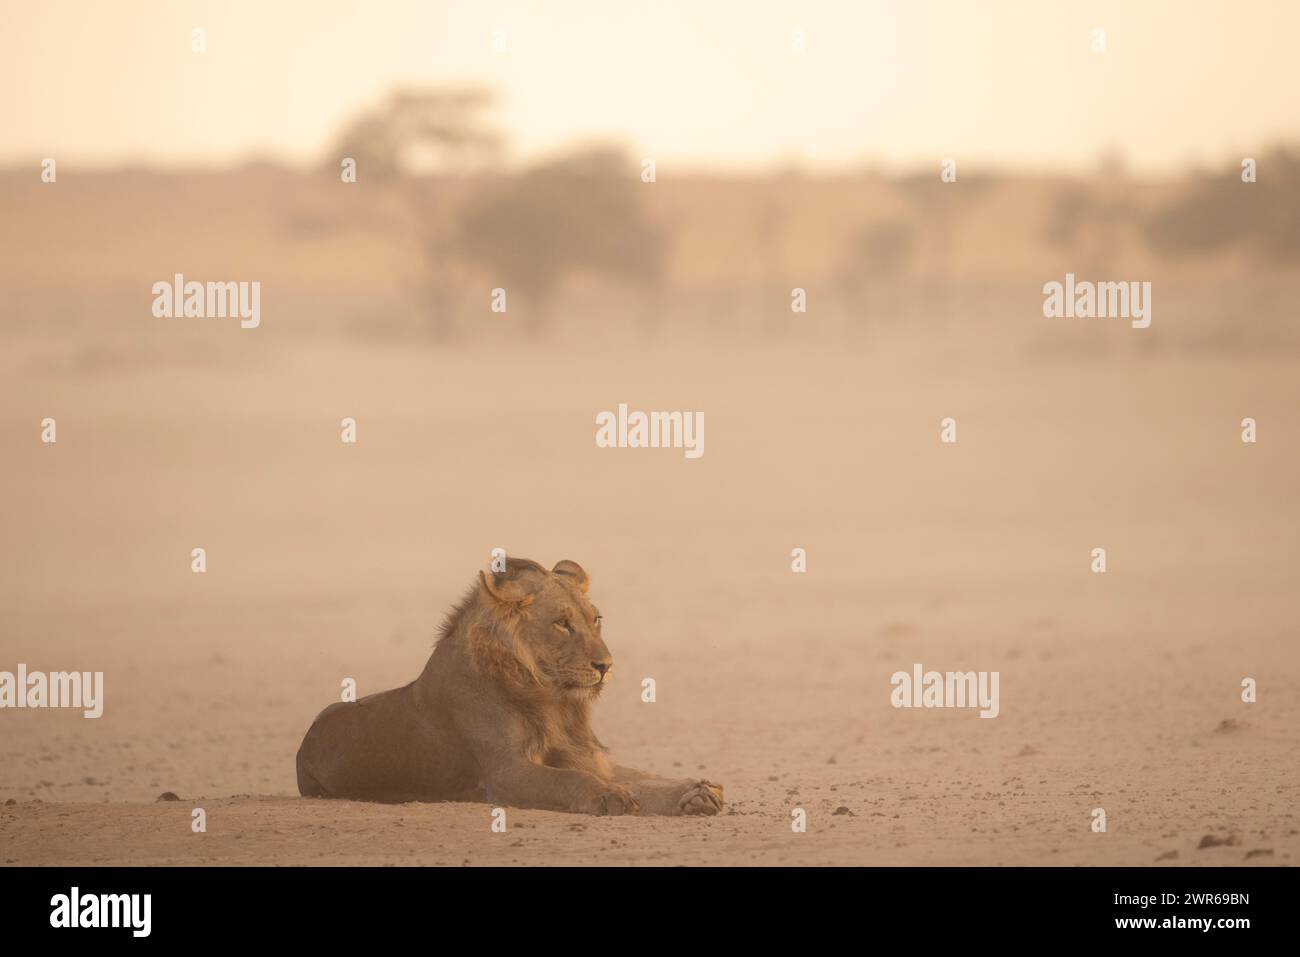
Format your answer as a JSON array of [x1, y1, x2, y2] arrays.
[[551, 560, 589, 593], [479, 570, 533, 612]]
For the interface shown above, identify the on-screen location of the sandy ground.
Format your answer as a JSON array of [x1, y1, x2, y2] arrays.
[[1, 336, 1297, 866]]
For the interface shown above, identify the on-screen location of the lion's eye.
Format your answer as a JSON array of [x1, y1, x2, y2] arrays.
[[594, 615, 602, 628], [554, 619, 572, 633]]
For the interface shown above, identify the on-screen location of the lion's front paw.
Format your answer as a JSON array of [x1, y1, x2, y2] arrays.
[[581, 784, 641, 817], [677, 780, 724, 816]]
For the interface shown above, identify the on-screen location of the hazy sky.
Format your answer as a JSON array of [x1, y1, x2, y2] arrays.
[[5, 0, 1299, 171]]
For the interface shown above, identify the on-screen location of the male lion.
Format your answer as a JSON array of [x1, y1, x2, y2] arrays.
[[296, 558, 723, 816]]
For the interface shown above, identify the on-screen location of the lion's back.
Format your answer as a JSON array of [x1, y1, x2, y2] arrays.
[[296, 683, 481, 802]]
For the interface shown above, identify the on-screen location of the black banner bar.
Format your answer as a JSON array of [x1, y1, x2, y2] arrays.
[[0, 866, 1287, 943]]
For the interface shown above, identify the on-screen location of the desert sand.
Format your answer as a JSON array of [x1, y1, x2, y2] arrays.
[[1, 327, 1296, 865]]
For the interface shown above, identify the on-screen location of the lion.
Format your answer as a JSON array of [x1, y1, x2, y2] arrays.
[[295, 558, 723, 816]]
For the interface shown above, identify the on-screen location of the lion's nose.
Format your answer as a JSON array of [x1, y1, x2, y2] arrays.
[[592, 660, 612, 679]]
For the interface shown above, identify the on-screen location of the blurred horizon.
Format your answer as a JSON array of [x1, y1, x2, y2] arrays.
[[5, 141, 1298, 179], [6, 0, 1300, 357]]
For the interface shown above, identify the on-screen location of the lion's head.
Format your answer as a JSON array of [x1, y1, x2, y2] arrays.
[[453, 557, 613, 700]]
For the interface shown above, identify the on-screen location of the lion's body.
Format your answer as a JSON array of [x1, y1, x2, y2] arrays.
[[296, 683, 482, 804], [295, 558, 723, 816]]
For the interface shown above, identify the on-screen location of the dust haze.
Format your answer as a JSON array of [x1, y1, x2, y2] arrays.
[[2, 16, 1298, 866]]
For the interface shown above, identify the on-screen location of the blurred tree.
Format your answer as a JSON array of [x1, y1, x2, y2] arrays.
[[326, 87, 504, 181], [1143, 148, 1300, 261], [324, 93, 664, 336], [894, 172, 994, 326], [320, 87, 507, 337], [836, 218, 916, 327], [1044, 183, 1128, 277], [452, 147, 665, 332]]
